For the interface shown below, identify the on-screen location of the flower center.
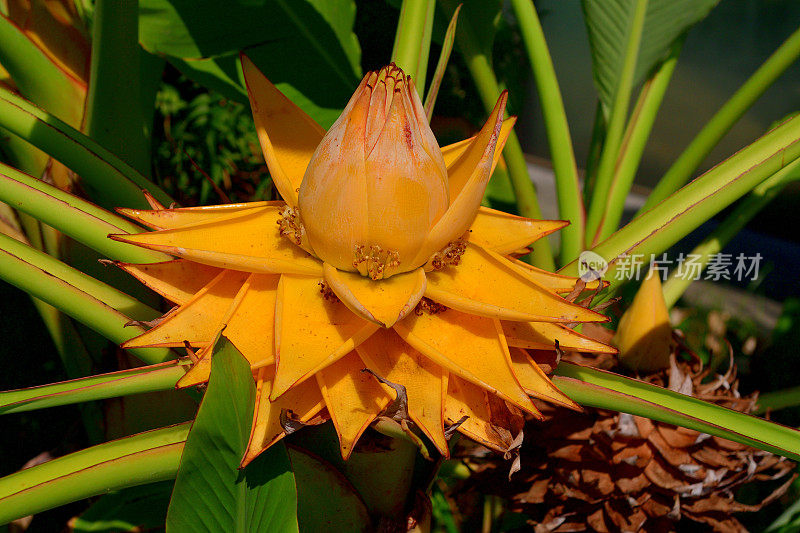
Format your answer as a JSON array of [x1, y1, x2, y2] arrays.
[[353, 244, 400, 280]]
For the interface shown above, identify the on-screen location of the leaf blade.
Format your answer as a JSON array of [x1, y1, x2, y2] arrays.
[[165, 336, 299, 532]]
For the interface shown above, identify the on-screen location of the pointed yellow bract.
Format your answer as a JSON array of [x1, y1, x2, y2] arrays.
[[394, 310, 539, 417], [468, 207, 567, 255], [117, 201, 276, 230], [242, 56, 325, 207], [324, 264, 426, 327], [445, 376, 520, 452], [114, 60, 616, 462], [441, 119, 516, 173], [114, 260, 222, 305], [502, 320, 618, 354], [272, 275, 379, 399], [613, 267, 673, 372], [122, 270, 248, 349], [506, 256, 603, 293], [242, 367, 325, 467], [508, 347, 580, 410], [317, 352, 394, 460], [357, 329, 449, 456], [412, 93, 508, 267], [425, 244, 607, 323], [223, 274, 280, 367], [111, 206, 322, 276]]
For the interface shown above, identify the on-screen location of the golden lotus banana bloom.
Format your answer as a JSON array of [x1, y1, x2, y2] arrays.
[[110, 57, 615, 463]]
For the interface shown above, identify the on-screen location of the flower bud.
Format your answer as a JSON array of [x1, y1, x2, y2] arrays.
[[298, 64, 448, 279]]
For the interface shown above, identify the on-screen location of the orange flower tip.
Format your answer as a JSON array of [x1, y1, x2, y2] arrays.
[[142, 190, 166, 210]]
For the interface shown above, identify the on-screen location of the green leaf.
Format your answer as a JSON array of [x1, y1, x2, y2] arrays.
[[166, 336, 299, 532], [139, 0, 361, 129], [555, 362, 800, 461], [70, 481, 173, 533], [582, 0, 718, 114], [0, 361, 189, 415], [0, 423, 190, 525], [84, 0, 156, 175]]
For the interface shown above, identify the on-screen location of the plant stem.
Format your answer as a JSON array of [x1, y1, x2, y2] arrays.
[[593, 39, 683, 242], [641, 24, 800, 213], [441, 0, 552, 269], [584, 0, 647, 247], [0, 88, 172, 210], [0, 361, 189, 414], [559, 113, 800, 297], [511, 0, 584, 266], [554, 362, 800, 461], [0, 234, 173, 364], [391, 0, 436, 93], [0, 163, 169, 263], [661, 158, 800, 307], [583, 102, 606, 198], [0, 423, 189, 524]]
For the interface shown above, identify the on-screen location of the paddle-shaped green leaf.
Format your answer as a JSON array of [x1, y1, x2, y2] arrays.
[[166, 336, 299, 532], [582, 0, 719, 113], [555, 362, 800, 461], [0, 360, 189, 415], [139, 0, 361, 129]]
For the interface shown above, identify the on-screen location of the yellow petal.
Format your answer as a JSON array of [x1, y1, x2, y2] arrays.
[[110, 206, 323, 276], [508, 347, 580, 410], [223, 274, 280, 368], [323, 264, 426, 327], [122, 270, 248, 349], [242, 366, 326, 467], [242, 55, 325, 207], [502, 321, 617, 354], [412, 92, 508, 266], [444, 118, 516, 198], [356, 329, 449, 456], [272, 275, 379, 399], [425, 244, 608, 323], [445, 376, 521, 452], [394, 310, 538, 416], [114, 260, 222, 305], [316, 351, 394, 460], [176, 345, 213, 388], [468, 207, 567, 255], [506, 256, 602, 293], [613, 267, 673, 372], [117, 201, 276, 230]]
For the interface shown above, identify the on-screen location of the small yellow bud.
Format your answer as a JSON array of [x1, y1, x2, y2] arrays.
[[613, 266, 674, 372], [298, 64, 448, 279]]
